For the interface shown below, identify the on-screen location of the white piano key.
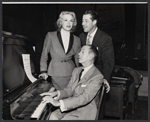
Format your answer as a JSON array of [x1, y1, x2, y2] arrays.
[[31, 101, 47, 119]]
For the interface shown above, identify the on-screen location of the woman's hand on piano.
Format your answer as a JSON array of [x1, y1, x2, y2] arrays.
[[40, 91, 58, 98], [42, 96, 60, 107], [38, 73, 48, 80]]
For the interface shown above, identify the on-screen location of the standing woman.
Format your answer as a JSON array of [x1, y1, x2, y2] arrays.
[[39, 11, 81, 90]]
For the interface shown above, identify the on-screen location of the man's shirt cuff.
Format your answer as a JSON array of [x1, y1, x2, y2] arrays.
[[59, 100, 67, 112]]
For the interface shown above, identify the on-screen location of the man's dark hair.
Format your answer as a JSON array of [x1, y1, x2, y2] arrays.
[[84, 10, 99, 22], [87, 44, 98, 62]]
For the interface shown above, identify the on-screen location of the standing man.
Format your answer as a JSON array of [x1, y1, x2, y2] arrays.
[[79, 10, 115, 119]]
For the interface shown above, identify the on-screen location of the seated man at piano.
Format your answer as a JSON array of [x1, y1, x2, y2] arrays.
[[40, 45, 110, 120]]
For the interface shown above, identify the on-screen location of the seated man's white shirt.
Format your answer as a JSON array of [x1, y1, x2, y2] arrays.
[[80, 64, 93, 79]]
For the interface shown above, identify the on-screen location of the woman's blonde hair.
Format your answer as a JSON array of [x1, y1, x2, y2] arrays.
[[56, 11, 77, 32]]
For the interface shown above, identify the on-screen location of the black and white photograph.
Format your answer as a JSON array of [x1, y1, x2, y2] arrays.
[[2, 2, 148, 120]]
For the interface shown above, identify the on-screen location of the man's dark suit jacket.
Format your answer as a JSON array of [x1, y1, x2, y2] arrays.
[[79, 29, 115, 82]]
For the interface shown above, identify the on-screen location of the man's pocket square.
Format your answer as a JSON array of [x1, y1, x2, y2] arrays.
[[81, 84, 87, 87]]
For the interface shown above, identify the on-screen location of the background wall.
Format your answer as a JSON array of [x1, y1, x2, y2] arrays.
[[2, 3, 148, 96]]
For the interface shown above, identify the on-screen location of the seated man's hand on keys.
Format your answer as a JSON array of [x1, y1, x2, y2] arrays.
[[42, 96, 60, 107]]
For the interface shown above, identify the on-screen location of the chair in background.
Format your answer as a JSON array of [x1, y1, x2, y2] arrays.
[[114, 66, 143, 113], [128, 69, 143, 113]]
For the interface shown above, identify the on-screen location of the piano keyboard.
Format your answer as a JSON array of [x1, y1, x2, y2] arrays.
[[31, 101, 47, 119], [17, 94, 46, 120], [12, 82, 53, 120]]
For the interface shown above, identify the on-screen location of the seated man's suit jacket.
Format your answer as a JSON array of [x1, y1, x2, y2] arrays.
[[58, 65, 104, 120]]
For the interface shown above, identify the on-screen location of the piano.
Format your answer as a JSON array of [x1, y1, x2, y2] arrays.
[[2, 31, 53, 120]]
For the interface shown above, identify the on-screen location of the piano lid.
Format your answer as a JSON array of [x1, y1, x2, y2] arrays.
[[3, 32, 36, 96]]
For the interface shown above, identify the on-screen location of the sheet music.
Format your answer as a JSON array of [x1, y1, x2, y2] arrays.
[[22, 54, 37, 83]]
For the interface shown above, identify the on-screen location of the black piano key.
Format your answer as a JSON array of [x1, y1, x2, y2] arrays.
[[34, 98, 42, 101], [21, 110, 34, 115], [19, 105, 39, 117], [36, 88, 44, 93], [13, 104, 29, 115], [18, 113, 31, 119], [34, 97, 43, 101], [29, 101, 41, 105], [24, 105, 38, 110], [35, 95, 42, 98]]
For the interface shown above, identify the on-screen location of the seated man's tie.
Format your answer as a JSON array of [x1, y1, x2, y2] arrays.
[[78, 69, 84, 82]]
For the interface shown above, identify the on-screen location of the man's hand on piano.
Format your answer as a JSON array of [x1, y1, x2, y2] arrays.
[[38, 73, 48, 80], [40, 91, 58, 98], [42, 96, 60, 107], [103, 79, 110, 93]]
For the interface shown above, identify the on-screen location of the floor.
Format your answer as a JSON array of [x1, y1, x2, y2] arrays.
[[126, 97, 148, 120], [105, 96, 148, 120]]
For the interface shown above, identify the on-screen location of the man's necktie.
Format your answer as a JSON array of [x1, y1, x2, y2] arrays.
[[86, 35, 92, 45], [78, 69, 84, 82]]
